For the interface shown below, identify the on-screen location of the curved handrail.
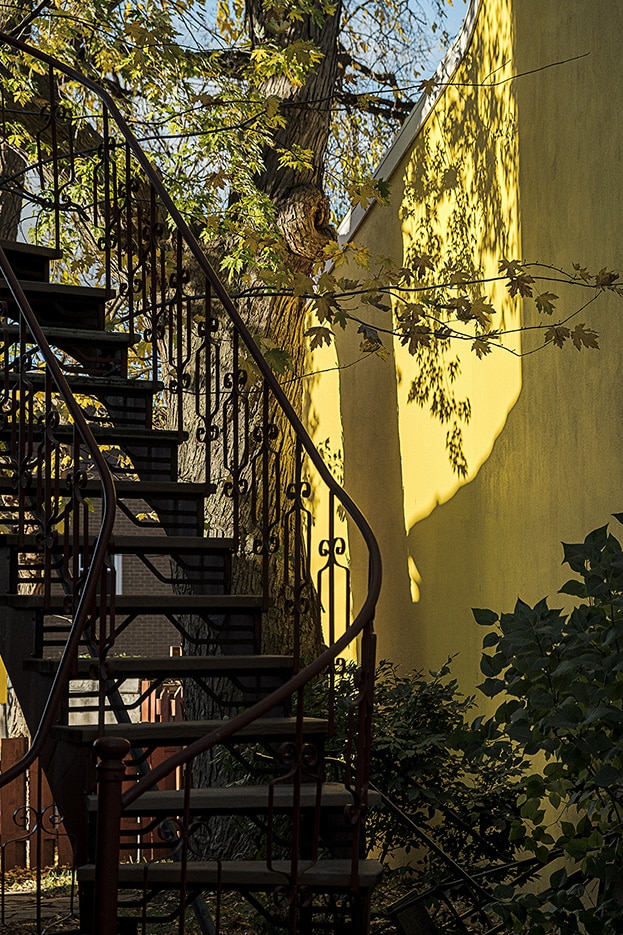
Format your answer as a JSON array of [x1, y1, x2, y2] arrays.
[[0, 31, 382, 798], [0, 247, 117, 786]]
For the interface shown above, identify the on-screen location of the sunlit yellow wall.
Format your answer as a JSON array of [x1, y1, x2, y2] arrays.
[[397, 0, 521, 538], [332, 0, 623, 698], [303, 331, 356, 659]]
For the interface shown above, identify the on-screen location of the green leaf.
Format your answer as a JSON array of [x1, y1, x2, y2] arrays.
[[559, 578, 587, 597], [478, 677, 505, 698], [480, 653, 504, 677], [593, 765, 621, 787], [564, 837, 588, 860], [550, 867, 567, 888], [482, 632, 499, 648], [473, 607, 498, 626], [493, 883, 515, 900], [263, 347, 292, 374]]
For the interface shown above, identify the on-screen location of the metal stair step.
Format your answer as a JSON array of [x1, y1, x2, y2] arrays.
[[0, 476, 215, 534], [0, 534, 234, 554], [0, 426, 187, 476], [84, 479, 209, 498], [0, 593, 262, 612], [0, 239, 61, 282], [2, 372, 162, 429], [51, 716, 328, 745], [0, 321, 130, 347], [0, 476, 211, 497], [78, 858, 383, 889], [25, 654, 293, 678], [0, 278, 114, 330], [0, 321, 130, 377], [85, 782, 380, 815], [0, 424, 185, 481], [0, 423, 184, 443], [7, 371, 162, 396]]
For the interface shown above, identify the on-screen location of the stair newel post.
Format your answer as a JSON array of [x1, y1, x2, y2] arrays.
[[92, 736, 130, 935]]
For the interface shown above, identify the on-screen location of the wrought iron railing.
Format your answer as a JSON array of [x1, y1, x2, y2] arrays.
[[0, 28, 382, 935]]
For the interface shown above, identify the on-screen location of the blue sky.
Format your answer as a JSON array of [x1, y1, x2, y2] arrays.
[[426, 0, 469, 72], [443, 0, 470, 38]]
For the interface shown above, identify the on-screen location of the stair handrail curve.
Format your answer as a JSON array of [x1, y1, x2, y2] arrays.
[[0, 31, 382, 797], [0, 246, 117, 787]]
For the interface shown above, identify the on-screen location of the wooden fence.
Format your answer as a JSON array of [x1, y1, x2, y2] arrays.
[[0, 682, 185, 869], [0, 737, 74, 870]]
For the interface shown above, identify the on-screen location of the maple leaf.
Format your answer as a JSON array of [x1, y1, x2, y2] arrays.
[[535, 292, 558, 315], [507, 272, 535, 298], [498, 257, 535, 297], [358, 323, 384, 353], [317, 271, 336, 293], [417, 77, 438, 96], [571, 323, 600, 350], [293, 272, 314, 297], [366, 293, 391, 312], [399, 322, 432, 354], [472, 337, 492, 359], [544, 325, 570, 348], [336, 277, 359, 291], [263, 347, 292, 374], [332, 304, 349, 329], [449, 271, 471, 286], [396, 302, 424, 321], [313, 293, 338, 322], [447, 295, 471, 318], [572, 262, 592, 282], [469, 295, 495, 329], [375, 178, 391, 202], [306, 326, 334, 350], [348, 178, 391, 210], [264, 94, 281, 119], [595, 267, 620, 288], [498, 257, 522, 278]]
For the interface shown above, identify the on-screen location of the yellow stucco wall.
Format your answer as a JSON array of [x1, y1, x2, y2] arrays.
[[330, 0, 623, 698]]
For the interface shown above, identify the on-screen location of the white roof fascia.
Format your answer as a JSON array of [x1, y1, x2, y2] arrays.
[[337, 0, 482, 244]]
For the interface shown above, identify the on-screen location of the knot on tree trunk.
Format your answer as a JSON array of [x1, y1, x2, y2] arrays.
[[276, 184, 336, 271]]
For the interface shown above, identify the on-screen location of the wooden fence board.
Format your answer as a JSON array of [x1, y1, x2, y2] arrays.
[[0, 737, 28, 870]]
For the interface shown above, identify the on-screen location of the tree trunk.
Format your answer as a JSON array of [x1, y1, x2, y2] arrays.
[[0, 144, 25, 241]]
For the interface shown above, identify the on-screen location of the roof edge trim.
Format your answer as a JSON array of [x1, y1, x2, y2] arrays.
[[338, 0, 482, 243]]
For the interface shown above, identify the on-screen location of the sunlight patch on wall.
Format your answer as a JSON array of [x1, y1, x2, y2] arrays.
[[396, 0, 523, 534], [408, 555, 422, 603]]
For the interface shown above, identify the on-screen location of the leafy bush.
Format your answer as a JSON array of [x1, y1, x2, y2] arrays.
[[321, 659, 524, 875], [474, 517, 623, 933]]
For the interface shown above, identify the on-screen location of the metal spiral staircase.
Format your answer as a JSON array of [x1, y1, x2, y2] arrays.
[[0, 32, 382, 934]]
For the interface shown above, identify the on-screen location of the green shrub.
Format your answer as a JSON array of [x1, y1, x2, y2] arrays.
[[321, 659, 524, 875], [474, 517, 623, 934]]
